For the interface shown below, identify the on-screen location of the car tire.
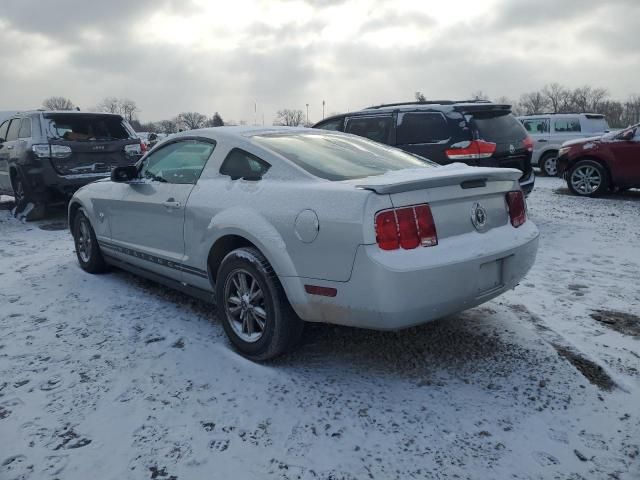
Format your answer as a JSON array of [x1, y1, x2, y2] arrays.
[[567, 159, 609, 197], [215, 247, 304, 361], [73, 209, 107, 273], [11, 170, 46, 221], [540, 152, 558, 177]]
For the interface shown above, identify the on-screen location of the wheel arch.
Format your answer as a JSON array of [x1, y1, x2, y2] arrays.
[[68, 200, 83, 233]]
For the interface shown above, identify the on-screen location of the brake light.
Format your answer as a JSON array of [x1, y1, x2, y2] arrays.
[[523, 136, 534, 152], [375, 204, 438, 251], [445, 140, 496, 160], [31, 144, 71, 159], [506, 191, 526, 227]]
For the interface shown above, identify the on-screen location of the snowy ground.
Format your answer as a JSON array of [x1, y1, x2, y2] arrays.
[[0, 177, 639, 480]]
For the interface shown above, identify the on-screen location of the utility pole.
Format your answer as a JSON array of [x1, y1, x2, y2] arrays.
[[254, 101, 257, 126], [305, 103, 309, 125], [322, 100, 325, 119]]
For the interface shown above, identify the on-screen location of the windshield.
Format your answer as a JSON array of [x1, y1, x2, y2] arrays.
[[253, 132, 435, 181], [45, 114, 133, 141]]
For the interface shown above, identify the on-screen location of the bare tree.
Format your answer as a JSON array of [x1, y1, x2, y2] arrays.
[[415, 91, 427, 102], [177, 112, 207, 130], [542, 83, 571, 113], [98, 97, 121, 114], [158, 118, 179, 134], [43, 96, 75, 110], [470, 90, 489, 101], [519, 92, 550, 115], [623, 94, 640, 126], [119, 98, 139, 123], [274, 109, 305, 126]]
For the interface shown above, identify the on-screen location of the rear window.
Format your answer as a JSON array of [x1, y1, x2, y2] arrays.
[[583, 116, 609, 133], [44, 114, 133, 141], [252, 132, 434, 181], [315, 117, 344, 132], [396, 112, 450, 144], [471, 112, 527, 143]]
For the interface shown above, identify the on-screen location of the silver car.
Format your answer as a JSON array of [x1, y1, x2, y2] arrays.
[[69, 127, 539, 360]]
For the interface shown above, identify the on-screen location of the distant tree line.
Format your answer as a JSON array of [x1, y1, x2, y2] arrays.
[[415, 84, 640, 128]]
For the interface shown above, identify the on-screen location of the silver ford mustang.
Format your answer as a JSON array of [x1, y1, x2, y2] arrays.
[[69, 126, 539, 360]]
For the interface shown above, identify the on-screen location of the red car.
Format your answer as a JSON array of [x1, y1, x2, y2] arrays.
[[558, 124, 640, 197], [557, 124, 640, 196]]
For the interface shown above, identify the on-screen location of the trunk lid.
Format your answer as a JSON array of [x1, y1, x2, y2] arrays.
[[355, 164, 521, 240], [42, 113, 141, 176]]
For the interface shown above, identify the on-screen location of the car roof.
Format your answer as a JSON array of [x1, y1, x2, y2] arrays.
[[517, 113, 604, 118], [314, 100, 511, 126]]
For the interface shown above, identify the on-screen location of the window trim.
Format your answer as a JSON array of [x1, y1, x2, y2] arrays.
[[395, 111, 451, 145], [137, 136, 217, 185], [219, 147, 271, 180]]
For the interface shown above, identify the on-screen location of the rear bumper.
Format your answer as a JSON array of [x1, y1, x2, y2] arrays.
[[19, 162, 110, 202], [283, 221, 539, 330]]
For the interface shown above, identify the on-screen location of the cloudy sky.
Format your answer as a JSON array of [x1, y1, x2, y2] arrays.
[[0, 0, 637, 124]]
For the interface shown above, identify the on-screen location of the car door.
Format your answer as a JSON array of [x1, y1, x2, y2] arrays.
[[521, 117, 550, 165], [608, 128, 640, 187], [0, 120, 11, 192], [0, 119, 21, 192], [107, 138, 216, 279]]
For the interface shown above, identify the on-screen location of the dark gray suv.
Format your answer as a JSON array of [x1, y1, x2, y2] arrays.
[[313, 100, 535, 195], [0, 110, 143, 219]]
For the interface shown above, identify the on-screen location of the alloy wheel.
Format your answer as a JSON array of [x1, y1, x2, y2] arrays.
[[224, 269, 267, 343], [543, 156, 558, 176], [570, 165, 601, 195], [77, 218, 93, 263]]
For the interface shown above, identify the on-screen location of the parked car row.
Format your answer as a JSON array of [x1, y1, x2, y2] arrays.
[[517, 113, 610, 176]]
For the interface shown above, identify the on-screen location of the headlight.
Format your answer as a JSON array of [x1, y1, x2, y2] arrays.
[[558, 147, 570, 156]]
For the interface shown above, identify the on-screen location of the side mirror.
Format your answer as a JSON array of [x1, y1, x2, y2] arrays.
[[111, 165, 138, 182]]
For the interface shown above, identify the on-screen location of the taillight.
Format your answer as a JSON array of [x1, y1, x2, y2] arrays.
[[445, 140, 496, 160], [124, 143, 143, 157], [506, 191, 526, 227], [523, 136, 534, 153], [375, 204, 438, 251]]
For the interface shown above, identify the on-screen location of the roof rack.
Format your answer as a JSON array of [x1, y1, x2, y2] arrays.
[[365, 99, 493, 110]]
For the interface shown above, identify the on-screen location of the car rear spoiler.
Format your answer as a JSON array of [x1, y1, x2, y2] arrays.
[[453, 104, 511, 114], [355, 165, 522, 194]]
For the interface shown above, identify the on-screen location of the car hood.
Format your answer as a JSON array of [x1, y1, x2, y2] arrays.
[[562, 135, 602, 148]]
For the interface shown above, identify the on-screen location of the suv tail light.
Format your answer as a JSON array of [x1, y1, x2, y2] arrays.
[[31, 144, 71, 159], [375, 204, 438, 251], [506, 191, 526, 227], [124, 143, 143, 156], [445, 140, 496, 160], [522, 136, 534, 153]]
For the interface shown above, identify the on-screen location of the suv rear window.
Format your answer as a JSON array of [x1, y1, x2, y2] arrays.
[[554, 118, 581, 132], [253, 132, 433, 181], [470, 112, 527, 143], [44, 114, 133, 141], [345, 116, 392, 143], [396, 112, 449, 144]]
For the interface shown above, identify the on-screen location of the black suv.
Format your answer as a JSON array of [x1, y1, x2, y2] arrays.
[[313, 100, 535, 195], [0, 110, 143, 219]]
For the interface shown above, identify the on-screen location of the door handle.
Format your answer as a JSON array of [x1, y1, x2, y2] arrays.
[[6, 145, 14, 150], [162, 199, 181, 209], [538, 139, 548, 143]]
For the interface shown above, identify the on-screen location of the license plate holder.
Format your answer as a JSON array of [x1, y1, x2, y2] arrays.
[[477, 258, 505, 296]]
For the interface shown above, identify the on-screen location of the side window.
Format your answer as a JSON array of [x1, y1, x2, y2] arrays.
[[554, 118, 581, 133], [396, 112, 449, 144], [19, 118, 32, 139], [140, 139, 215, 184], [315, 117, 344, 131], [219, 148, 271, 180], [522, 119, 549, 134], [345, 116, 392, 144], [0, 121, 9, 142], [6, 119, 21, 141]]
